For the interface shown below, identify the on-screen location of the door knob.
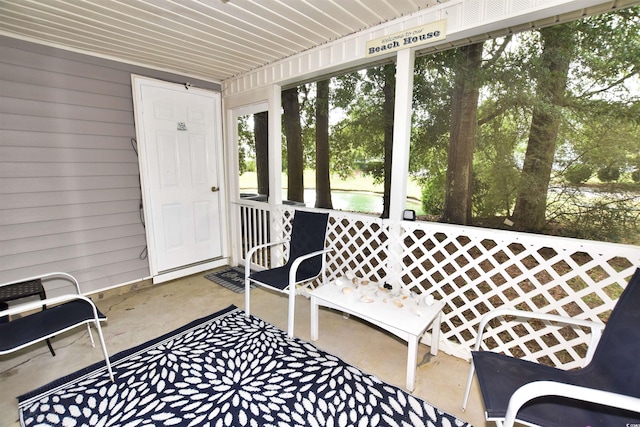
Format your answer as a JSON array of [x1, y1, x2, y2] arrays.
[[211, 186, 219, 192]]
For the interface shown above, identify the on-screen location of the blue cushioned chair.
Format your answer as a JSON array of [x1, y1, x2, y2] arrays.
[[245, 210, 330, 338], [463, 268, 640, 427], [0, 272, 114, 382]]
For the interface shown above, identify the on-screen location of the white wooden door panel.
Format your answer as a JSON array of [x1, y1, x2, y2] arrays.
[[133, 76, 226, 278]]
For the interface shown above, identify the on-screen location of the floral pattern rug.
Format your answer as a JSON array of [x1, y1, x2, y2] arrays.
[[18, 305, 471, 427]]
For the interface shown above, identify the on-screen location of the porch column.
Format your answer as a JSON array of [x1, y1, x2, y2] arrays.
[[267, 84, 285, 265], [268, 83, 283, 206], [389, 48, 416, 221], [385, 48, 416, 288]]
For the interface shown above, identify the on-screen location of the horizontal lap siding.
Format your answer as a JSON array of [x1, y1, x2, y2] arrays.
[[0, 37, 221, 294]]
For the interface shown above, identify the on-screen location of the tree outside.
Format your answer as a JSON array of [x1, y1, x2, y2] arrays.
[[238, 6, 640, 245]]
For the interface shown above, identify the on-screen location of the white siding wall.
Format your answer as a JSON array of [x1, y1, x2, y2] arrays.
[[0, 36, 221, 295]]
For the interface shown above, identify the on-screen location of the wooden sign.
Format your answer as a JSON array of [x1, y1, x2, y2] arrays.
[[366, 19, 447, 57]]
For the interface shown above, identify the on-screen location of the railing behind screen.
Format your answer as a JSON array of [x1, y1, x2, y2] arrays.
[[237, 202, 640, 366]]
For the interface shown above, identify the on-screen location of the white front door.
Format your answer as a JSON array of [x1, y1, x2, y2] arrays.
[[132, 76, 227, 281]]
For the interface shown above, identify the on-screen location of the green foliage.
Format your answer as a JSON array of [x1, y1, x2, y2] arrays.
[[474, 110, 523, 217], [329, 68, 388, 180], [237, 115, 254, 175], [632, 169, 640, 183], [551, 193, 640, 244], [564, 164, 593, 185], [360, 160, 384, 184], [470, 173, 491, 217], [421, 177, 445, 216], [243, 159, 256, 173], [597, 166, 621, 182], [559, 112, 640, 186]]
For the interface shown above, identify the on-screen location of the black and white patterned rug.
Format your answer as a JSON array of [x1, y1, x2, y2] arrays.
[[18, 305, 471, 427]]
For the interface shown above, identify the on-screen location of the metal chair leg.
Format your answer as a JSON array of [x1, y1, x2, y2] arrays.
[[39, 287, 56, 356]]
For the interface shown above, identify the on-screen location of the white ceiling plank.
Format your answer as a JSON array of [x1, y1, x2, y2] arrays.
[[280, 0, 369, 34], [139, 0, 311, 53], [210, 1, 331, 46], [0, 0, 635, 83], [0, 8, 252, 76]]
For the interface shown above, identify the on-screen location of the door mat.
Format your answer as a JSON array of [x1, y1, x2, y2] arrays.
[[204, 266, 255, 293]]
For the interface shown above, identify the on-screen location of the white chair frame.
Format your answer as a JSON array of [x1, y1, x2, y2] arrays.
[[245, 240, 332, 338], [0, 272, 114, 382], [462, 307, 606, 412], [501, 381, 640, 427], [459, 307, 640, 426]]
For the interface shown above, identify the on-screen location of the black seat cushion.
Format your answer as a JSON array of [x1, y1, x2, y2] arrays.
[[0, 300, 105, 352], [250, 263, 321, 290]]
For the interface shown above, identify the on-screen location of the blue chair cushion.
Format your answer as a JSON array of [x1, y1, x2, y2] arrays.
[[0, 299, 105, 352]]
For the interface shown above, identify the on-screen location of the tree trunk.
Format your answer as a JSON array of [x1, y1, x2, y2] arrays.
[[253, 112, 269, 198], [512, 25, 574, 231], [315, 79, 333, 209], [381, 63, 395, 219], [282, 87, 305, 203], [441, 42, 483, 225]]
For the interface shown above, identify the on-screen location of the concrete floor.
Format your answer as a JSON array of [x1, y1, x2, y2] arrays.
[[0, 270, 489, 427]]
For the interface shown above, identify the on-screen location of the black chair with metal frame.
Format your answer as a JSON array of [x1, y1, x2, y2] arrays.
[[462, 268, 640, 427], [245, 210, 330, 338], [0, 272, 114, 382]]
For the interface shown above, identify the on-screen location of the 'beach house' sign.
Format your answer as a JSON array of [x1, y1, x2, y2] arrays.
[[366, 19, 447, 57]]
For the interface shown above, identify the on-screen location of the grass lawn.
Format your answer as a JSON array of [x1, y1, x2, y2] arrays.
[[239, 170, 423, 201]]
